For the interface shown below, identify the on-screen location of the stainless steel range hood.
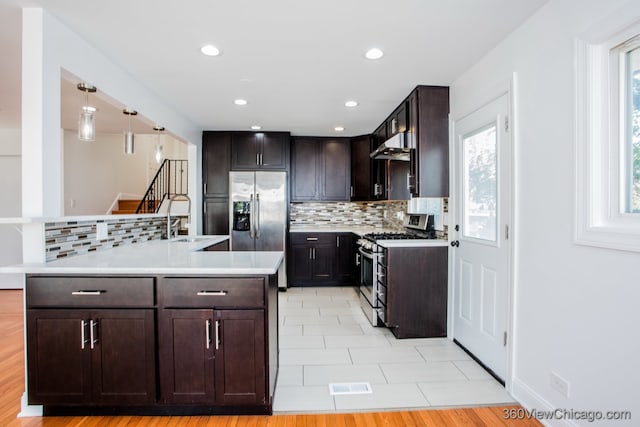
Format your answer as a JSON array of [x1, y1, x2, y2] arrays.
[[370, 132, 410, 161]]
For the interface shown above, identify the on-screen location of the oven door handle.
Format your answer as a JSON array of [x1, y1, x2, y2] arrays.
[[358, 247, 374, 260]]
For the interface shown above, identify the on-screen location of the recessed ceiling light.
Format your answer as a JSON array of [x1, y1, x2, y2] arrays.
[[334, 126, 345, 132], [234, 99, 248, 106], [364, 48, 384, 60], [345, 100, 358, 108], [251, 125, 262, 130], [201, 44, 221, 56]]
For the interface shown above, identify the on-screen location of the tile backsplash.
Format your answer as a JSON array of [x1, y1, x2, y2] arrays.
[[290, 201, 407, 230], [45, 216, 167, 261]]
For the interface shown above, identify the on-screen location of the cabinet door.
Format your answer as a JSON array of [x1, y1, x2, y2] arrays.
[[312, 243, 335, 281], [260, 132, 289, 170], [291, 138, 318, 201], [231, 133, 260, 170], [203, 198, 229, 235], [371, 124, 388, 199], [27, 309, 92, 404], [289, 243, 313, 283], [350, 135, 372, 201], [214, 310, 266, 405], [159, 309, 215, 404], [335, 233, 355, 284], [320, 139, 350, 201], [91, 309, 156, 404], [203, 132, 231, 198]]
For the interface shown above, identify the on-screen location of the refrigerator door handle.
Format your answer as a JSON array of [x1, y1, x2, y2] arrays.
[[249, 194, 255, 239], [255, 193, 261, 238]]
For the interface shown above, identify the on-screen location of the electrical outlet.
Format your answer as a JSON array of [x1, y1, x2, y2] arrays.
[[96, 222, 108, 241], [550, 372, 570, 397]]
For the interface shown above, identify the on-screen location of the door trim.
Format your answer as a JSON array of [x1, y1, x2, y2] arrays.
[[448, 72, 517, 392]]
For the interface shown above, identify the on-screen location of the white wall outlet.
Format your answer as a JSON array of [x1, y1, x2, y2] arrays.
[[96, 222, 108, 241], [550, 371, 570, 397]]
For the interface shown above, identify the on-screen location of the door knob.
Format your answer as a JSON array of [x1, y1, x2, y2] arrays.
[[450, 240, 459, 247]]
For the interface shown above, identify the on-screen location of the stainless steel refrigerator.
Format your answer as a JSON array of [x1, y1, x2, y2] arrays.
[[229, 171, 287, 287]]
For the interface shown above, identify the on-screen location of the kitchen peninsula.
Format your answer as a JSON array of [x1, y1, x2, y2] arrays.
[[3, 235, 282, 416]]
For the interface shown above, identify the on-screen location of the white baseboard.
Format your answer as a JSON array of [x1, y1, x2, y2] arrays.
[[0, 273, 23, 289], [18, 392, 42, 417], [511, 377, 576, 427]]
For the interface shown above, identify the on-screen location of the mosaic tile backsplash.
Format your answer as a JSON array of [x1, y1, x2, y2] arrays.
[[290, 201, 407, 231], [45, 216, 167, 261]]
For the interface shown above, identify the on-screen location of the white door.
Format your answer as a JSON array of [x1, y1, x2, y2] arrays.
[[452, 94, 511, 381]]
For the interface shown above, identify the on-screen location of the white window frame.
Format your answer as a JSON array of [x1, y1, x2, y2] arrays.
[[575, 18, 640, 252]]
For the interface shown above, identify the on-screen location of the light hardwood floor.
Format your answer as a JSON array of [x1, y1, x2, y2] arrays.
[[0, 290, 540, 426]]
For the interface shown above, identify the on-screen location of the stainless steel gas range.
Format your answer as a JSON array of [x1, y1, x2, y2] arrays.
[[357, 214, 436, 327]]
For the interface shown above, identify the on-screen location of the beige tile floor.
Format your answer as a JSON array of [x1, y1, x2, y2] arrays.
[[273, 286, 515, 413]]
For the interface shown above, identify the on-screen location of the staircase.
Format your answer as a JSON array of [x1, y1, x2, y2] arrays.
[[111, 199, 158, 215]]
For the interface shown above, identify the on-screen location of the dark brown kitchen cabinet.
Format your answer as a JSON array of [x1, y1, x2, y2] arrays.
[[350, 135, 373, 201], [26, 309, 156, 405], [288, 233, 336, 285], [407, 86, 449, 197], [203, 132, 231, 234], [288, 232, 356, 286], [335, 233, 356, 284], [231, 131, 290, 170], [25, 276, 156, 406], [157, 276, 272, 408], [203, 132, 231, 198], [386, 102, 408, 137], [159, 308, 265, 405], [371, 124, 387, 199], [204, 198, 229, 235], [381, 245, 448, 338], [291, 137, 350, 202]]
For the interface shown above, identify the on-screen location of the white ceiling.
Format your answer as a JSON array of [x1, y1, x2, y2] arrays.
[[0, 0, 549, 137]]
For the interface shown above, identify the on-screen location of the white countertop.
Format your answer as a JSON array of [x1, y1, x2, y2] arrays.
[[0, 235, 284, 275]]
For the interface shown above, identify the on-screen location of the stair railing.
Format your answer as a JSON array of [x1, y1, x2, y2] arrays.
[[136, 159, 188, 214]]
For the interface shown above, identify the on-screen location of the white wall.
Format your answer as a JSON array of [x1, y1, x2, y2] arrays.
[[63, 130, 187, 215], [450, 0, 639, 424], [0, 129, 23, 288]]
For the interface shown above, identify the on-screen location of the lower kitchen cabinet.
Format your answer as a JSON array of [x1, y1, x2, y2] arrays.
[[381, 246, 448, 338], [25, 274, 278, 415], [288, 232, 357, 286], [27, 308, 156, 405], [159, 308, 266, 406]]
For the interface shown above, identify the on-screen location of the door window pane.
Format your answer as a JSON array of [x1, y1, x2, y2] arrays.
[[463, 124, 497, 241], [625, 45, 640, 213]]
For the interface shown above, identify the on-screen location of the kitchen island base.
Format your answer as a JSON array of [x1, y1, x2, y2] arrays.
[[24, 273, 279, 416]]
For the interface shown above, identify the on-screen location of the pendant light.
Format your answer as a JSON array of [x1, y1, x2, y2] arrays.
[[122, 109, 138, 155], [153, 126, 165, 164], [77, 83, 97, 141]]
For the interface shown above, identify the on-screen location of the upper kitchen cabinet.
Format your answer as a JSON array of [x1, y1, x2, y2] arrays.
[[350, 134, 373, 201], [371, 124, 387, 199], [407, 86, 450, 197], [231, 131, 290, 170], [291, 137, 350, 202], [386, 101, 408, 138], [203, 132, 231, 198]]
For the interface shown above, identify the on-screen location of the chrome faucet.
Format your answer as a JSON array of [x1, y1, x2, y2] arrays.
[[166, 194, 191, 239]]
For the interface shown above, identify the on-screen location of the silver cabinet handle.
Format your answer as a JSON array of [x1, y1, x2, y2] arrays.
[[355, 252, 361, 266], [204, 202, 207, 214], [259, 153, 263, 165], [256, 153, 260, 165], [406, 173, 410, 190], [215, 320, 220, 350], [204, 182, 207, 194], [81, 320, 87, 350], [206, 319, 211, 350], [313, 247, 316, 259], [72, 290, 104, 296], [90, 320, 98, 349], [197, 290, 228, 296], [336, 236, 340, 247], [306, 237, 318, 241], [350, 185, 354, 197], [309, 247, 313, 260]]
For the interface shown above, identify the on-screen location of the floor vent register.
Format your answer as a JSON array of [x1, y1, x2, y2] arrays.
[[328, 382, 373, 395]]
